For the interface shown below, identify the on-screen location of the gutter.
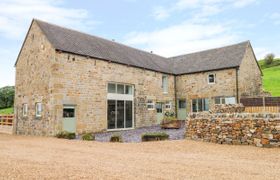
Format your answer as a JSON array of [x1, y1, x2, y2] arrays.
[[174, 76, 177, 118], [236, 67, 239, 103]]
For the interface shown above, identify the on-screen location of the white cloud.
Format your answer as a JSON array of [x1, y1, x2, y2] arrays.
[[152, 0, 258, 20], [0, 48, 16, 87], [0, 0, 99, 39], [124, 21, 239, 57]]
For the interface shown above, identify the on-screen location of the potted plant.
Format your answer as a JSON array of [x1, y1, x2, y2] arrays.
[[161, 110, 181, 129]]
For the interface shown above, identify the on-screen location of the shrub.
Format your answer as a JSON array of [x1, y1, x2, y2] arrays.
[[264, 53, 275, 65], [56, 131, 76, 140], [164, 110, 176, 121], [110, 134, 122, 142], [82, 133, 95, 141], [142, 132, 169, 142]]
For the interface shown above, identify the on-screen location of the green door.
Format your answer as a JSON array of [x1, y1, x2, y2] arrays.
[[177, 99, 187, 120], [62, 106, 76, 133], [156, 102, 164, 124]]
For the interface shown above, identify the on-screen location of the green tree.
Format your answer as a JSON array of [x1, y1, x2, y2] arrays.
[[264, 53, 275, 65], [0, 86, 15, 109]]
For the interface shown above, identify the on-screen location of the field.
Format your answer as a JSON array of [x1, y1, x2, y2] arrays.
[[258, 59, 280, 96], [0, 133, 279, 179], [0, 107, 13, 114]]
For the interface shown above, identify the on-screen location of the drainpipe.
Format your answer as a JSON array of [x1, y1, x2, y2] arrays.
[[236, 68, 239, 103], [174, 75, 177, 118]]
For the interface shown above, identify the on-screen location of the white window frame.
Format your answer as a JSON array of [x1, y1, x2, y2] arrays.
[[165, 102, 172, 110], [208, 74, 216, 84], [22, 103, 28, 117], [191, 98, 209, 112], [147, 100, 155, 110], [162, 75, 168, 94], [35, 102, 42, 117], [107, 82, 134, 95]]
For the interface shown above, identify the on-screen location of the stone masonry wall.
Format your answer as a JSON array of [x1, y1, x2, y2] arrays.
[[238, 45, 263, 97], [15, 21, 56, 136], [186, 113, 280, 148], [50, 52, 175, 134], [176, 68, 237, 112]]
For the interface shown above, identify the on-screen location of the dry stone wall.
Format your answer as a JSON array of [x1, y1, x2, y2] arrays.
[[186, 113, 280, 148]]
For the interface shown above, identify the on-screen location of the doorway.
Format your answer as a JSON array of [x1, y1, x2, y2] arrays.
[[156, 102, 164, 124], [62, 105, 76, 133], [177, 99, 187, 120]]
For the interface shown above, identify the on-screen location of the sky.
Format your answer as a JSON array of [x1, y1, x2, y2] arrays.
[[0, 0, 280, 87]]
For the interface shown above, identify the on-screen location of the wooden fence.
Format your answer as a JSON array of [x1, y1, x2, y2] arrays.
[[240, 97, 280, 113], [0, 115, 14, 134]]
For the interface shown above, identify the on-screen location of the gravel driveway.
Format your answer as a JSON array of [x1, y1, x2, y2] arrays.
[[0, 133, 280, 179]]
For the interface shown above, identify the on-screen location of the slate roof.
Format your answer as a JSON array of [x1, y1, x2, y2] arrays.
[[170, 41, 249, 74], [18, 19, 252, 75], [35, 19, 174, 74]]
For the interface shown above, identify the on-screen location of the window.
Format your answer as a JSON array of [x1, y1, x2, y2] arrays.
[[165, 102, 172, 110], [108, 83, 116, 93], [22, 104, 28, 117], [117, 84, 125, 94], [178, 100, 186, 109], [162, 75, 168, 93], [156, 103, 163, 113], [108, 83, 133, 95], [214, 97, 236, 104], [208, 74, 216, 84], [35, 103, 42, 117], [125, 85, 133, 95], [192, 98, 209, 112], [63, 108, 75, 118], [147, 100, 155, 110]]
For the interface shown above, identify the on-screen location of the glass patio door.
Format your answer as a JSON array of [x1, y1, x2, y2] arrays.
[[107, 100, 133, 130]]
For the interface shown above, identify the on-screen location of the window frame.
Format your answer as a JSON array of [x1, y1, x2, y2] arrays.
[[162, 75, 168, 93], [22, 103, 28, 117], [165, 102, 172, 110], [192, 98, 209, 112], [107, 82, 133, 95], [147, 100, 155, 110], [35, 102, 42, 118], [208, 74, 216, 84]]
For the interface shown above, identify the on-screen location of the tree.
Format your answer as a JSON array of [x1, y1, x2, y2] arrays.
[[264, 53, 275, 65], [0, 86, 15, 109]]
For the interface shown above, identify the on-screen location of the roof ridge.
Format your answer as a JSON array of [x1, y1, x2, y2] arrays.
[[169, 40, 250, 59], [34, 18, 167, 59]]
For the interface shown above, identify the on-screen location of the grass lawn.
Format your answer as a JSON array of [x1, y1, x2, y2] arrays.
[[0, 107, 14, 114], [262, 65, 280, 96]]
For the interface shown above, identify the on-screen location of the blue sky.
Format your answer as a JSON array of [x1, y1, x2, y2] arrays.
[[0, 0, 280, 87]]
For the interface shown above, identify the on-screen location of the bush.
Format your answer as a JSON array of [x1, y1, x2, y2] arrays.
[[110, 134, 122, 142], [142, 132, 169, 142], [264, 53, 275, 65], [164, 110, 176, 121], [56, 131, 76, 139], [82, 133, 95, 141]]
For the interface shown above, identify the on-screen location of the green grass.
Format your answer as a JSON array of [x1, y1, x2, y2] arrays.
[[258, 59, 280, 69], [261, 65, 280, 96], [0, 107, 14, 114]]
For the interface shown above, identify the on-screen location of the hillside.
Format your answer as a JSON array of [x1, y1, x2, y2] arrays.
[[258, 59, 280, 96]]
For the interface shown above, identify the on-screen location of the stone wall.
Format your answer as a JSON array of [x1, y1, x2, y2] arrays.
[[176, 68, 237, 112], [238, 44, 263, 97], [51, 52, 175, 134], [186, 113, 280, 148], [15, 21, 56, 136]]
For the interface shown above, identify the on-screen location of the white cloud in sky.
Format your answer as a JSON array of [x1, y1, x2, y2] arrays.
[[152, 0, 258, 20], [0, 0, 97, 87], [0, 0, 98, 39], [124, 21, 239, 57]]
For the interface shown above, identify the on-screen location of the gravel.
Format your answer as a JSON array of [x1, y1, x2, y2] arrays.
[[94, 124, 185, 142], [0, 133, 280, 179]]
